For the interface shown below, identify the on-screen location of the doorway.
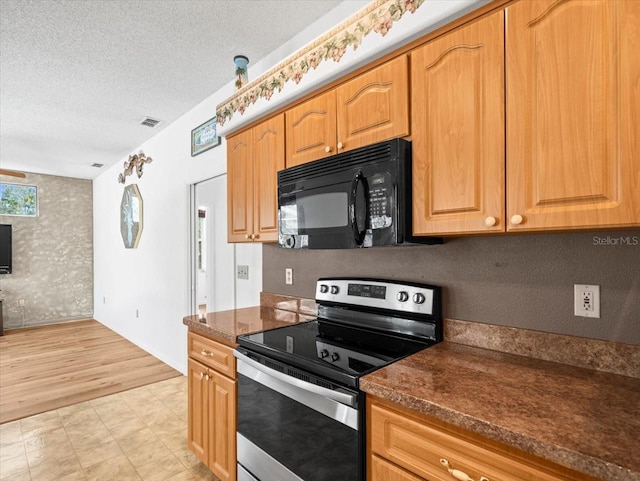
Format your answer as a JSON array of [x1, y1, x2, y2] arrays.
[[191, 174, 235, 316]]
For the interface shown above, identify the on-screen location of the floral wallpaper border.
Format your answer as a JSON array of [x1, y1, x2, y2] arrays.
[[216, 0, 426, 126]]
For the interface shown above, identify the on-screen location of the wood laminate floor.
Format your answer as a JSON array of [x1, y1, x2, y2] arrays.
[[0, 320, 181, 424]]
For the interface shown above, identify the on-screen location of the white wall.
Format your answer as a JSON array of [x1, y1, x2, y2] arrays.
[[93, 1, 369, 374]]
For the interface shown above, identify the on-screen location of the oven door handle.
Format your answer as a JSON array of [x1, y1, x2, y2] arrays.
[[234, 350, 358, 408]]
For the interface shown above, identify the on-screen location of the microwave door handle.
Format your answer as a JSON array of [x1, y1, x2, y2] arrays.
[[349, 171, 369, 246]]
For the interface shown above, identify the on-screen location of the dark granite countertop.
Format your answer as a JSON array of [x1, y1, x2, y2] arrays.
[[183, 305, 315, 345], [360, 341, 640, 481]]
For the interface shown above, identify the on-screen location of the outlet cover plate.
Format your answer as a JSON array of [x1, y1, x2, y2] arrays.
[[237, 265, 249, 280], [574, 284, 600, 318], [285, 268, 293, 285]]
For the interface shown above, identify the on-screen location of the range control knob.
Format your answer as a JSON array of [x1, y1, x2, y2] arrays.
[[396, 291, 409, 302], [331, 352, 340, 362], [320, 284, 329, 294], [330, 285, 339, 295], [319, 349, 329, 359], [413, 293, 426, 304]]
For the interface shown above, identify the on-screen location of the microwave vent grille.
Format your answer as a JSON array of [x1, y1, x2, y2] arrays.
[[278, 139, 405, 184]]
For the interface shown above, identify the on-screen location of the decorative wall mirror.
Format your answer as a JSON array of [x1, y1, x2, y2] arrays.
[[120, 184, 143, 248]]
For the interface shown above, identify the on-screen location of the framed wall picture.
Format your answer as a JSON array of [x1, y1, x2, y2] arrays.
[[191, 117, 221, 156]]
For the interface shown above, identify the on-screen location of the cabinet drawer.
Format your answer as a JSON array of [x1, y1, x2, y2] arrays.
[[370, 400, 572, 481], [188, 331, 236, 378], [371, 455, 424, 481]]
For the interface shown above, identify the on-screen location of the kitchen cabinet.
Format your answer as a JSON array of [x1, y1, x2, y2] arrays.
[[285, 55, 409, 167], [506, 0, 640, 231], [227, 113, 284, 243], [412, 0, 640, 236], [188, 331, 237, 481], [411, 10, 505, 235], [367, 397, 598, 481]]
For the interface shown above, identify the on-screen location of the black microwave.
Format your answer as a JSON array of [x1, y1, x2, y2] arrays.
[[277, 139, 442, 249]]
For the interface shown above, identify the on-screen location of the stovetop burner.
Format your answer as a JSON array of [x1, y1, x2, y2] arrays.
[[236, 278, 442, 388]]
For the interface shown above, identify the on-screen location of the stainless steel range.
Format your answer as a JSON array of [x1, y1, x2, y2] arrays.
[[233, 278, 442, 481]]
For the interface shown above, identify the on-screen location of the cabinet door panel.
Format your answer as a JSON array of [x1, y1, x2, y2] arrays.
[[336, 56, 409, 153], [227, 130, 253, 242], [285, 90, 336, 167], [188, 359, 208, 465], [252, 113, 285, 242], [412, 11, 505, 235], [506, 0, 640, 230], [209, 371, 237, 481]]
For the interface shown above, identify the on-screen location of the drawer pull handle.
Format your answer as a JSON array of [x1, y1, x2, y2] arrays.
[[200, 349, 214, 357], [440, 459, 489, 481]]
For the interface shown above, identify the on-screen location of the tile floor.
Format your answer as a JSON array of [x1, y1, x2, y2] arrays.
[[0, 376, 220, 481]]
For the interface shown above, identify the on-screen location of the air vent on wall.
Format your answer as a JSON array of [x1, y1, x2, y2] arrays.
[[139, 117, 162, 128]]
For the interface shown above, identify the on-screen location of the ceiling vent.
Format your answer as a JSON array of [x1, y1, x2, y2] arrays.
[[91, 163, 104, 168], [140, 117, 162, 128]]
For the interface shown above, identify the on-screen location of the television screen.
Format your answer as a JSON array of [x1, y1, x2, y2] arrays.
[[0, 224, 11, 274]]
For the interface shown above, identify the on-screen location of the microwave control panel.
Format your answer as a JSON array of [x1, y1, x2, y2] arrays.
[[368, 173, 392, 229]]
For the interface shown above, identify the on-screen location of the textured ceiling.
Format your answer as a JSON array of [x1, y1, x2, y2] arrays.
[[0, 0, 348, 180]]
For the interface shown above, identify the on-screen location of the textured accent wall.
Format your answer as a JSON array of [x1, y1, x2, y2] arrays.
[[0, 173, 93, 328], [263, 229, 640, 345]]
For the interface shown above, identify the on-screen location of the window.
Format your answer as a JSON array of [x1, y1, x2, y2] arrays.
[[0, 183, 37, 217]]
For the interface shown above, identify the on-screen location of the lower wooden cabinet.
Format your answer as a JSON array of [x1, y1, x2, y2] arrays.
[[188, 332, 237, 481], [367, 397, 598, 481]]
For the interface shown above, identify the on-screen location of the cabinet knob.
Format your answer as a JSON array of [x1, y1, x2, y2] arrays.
[[245, 234, 250, 239], [204, 374, 210, 381], [440, 459, 489, 481], [254, 233, 259, 240], [325, 146, 332, 153], [484, 216, 497, 227], [510, 214, 524, 225], [337, 142, 344, 150], [199, 372, 204, 380]]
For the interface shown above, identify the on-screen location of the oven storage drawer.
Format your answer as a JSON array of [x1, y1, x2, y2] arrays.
[[188, 331, 236, 377], [369, 398, 584, 481]]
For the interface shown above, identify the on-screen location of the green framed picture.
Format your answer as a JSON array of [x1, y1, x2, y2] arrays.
[[191, 117, 221, 156]]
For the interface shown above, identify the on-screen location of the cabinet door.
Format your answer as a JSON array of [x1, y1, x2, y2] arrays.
[[252, 113, 285, 242], [285, 90, 337, 167], [506, 0, 640, 231], [227, 129, 253, 242], [336, 55, 409, 154], [187, 359, 208, 464], [411, 11, 505, 235], [208, 371, 237, 481]]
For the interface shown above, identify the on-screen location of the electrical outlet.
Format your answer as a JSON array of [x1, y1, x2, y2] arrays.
[[574, 284, 600, 318], [237, 265, 249, 280], [18, 299, 25, 307], [285, 268, 293, 285]]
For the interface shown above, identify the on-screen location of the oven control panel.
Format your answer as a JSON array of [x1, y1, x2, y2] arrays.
[[316, 278, 438, 316]]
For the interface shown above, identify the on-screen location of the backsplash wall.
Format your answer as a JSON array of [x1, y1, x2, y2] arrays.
[[0, 172, 93, 328], [263, 229, 640, 345]]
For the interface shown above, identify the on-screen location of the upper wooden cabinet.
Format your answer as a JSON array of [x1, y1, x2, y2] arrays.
[[411, 10, 505, 236], [412, 0, 640, 236], [286, 55, 409, 167], [227, 114, 285, 243], [506, 0, 640, 231]]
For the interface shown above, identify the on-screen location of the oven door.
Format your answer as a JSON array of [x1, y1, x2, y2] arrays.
[[235, 350, 362, 481]]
